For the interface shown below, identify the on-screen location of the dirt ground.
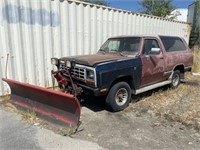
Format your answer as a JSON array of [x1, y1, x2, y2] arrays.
[[0, 73, 200, 149], [72, 73, 200, 149]]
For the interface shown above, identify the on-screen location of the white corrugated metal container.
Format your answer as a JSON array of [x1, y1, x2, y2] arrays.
[[0, 0, 191, 96]]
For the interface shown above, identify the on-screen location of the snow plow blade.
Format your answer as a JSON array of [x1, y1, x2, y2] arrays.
[[2, 78, 81, 127]]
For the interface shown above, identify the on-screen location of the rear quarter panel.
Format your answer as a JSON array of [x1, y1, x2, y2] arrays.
[[160, 37, 193, 72], [164, 49, 193, 72]]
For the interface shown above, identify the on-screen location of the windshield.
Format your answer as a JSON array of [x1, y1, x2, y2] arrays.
[[99, 37, 141, 54]]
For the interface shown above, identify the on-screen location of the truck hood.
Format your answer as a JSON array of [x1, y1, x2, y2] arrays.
[[60, 53, 131, 66]]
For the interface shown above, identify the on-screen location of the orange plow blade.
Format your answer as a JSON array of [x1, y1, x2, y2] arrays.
[[2, 78, 81, 127]]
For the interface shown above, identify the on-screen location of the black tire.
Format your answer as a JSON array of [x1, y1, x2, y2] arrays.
[[170, 70, 181, 88], [106, 82, 131, 112]]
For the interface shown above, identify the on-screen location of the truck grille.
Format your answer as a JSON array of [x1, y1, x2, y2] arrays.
[[71, 67, 86, 80], [60, 63, 86, 81]]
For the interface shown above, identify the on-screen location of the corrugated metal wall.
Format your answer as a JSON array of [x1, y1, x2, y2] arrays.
[[0, 0, 191, 96]]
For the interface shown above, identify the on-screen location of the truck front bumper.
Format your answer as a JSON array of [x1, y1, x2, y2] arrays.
[[52, 70, 108, 97], [75, 82, 108, 96]]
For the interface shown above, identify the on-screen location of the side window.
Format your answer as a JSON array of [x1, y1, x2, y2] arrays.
[[160, 37, 187, 52], [142, 39, 159, 55]]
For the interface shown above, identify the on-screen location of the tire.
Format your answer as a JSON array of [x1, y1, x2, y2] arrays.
[[170, 70, 181, 88], [106, 82, 131, 112]]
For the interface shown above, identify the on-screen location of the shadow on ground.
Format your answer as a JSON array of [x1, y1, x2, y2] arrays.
[[81, 85, 170, 113], [80, 96, 106, 112]]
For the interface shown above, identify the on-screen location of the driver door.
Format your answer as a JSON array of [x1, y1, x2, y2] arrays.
[[140, 38, 165, 87]]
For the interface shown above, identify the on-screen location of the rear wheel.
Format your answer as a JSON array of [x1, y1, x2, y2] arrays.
[[106, 82, 131, 112], [170, 70, 181, 88]]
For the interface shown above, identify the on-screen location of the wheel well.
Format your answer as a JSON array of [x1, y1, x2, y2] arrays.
[[174, 65, 184, 78], [110, 76, 133, 90]]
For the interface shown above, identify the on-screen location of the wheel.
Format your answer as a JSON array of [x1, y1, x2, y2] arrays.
[[106, 82, 131, 112], [170, 70, 181, 88]]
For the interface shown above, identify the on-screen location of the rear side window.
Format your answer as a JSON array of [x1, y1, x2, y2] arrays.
[[160, 36, 187, 52]]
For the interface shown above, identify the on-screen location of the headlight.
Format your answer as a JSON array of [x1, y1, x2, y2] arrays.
[[51, 58, 58, 65], [65, 60, 71, 68], [86, 70, 94, 81]]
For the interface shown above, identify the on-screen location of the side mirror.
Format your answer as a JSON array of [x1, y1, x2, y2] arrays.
[[149, 48, 160, 55]]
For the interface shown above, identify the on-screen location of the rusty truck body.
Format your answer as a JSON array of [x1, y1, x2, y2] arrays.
[[51, 35, 193, 111]]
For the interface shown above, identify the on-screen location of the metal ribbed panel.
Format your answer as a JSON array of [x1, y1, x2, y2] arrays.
[[0, 0, 191, 95]]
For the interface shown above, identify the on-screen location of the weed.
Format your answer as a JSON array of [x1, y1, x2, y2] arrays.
[[0, 95, 10, 104], [131, 73, 200, 130], [192, 45, 200, 72]]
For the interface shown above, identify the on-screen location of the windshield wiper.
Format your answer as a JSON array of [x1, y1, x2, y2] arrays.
[[119, 52, 126, 57], [99, 49, 106, 54], [110, 49, 118, 52]]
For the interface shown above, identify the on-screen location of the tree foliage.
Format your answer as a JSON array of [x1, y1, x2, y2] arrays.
[[138, 0, 177, 18], [80, 0, 109, 6], [189, 0, 200, 47]]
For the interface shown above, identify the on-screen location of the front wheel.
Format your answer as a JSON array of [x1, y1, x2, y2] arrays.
[[106, 82, 131, 112], [170, 70, 181, 88]]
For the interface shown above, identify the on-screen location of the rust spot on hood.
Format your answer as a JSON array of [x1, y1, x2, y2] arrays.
[[61, 53, 130, 66]]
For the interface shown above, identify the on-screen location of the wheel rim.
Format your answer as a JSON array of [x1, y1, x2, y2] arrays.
[[172, 74, 179, 87], [115, 88, 128, 106]]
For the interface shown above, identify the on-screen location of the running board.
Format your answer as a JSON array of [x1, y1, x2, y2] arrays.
[[133, 80, 171, 95]]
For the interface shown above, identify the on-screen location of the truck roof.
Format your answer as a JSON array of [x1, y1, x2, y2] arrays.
[[109, 35, 181, 39]]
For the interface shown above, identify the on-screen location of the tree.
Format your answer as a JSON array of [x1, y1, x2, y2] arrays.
[[80, 0, 109, 6], [138, 0, 177, 19], [189, 0, 200, 47], [196, 0, 200, 46]]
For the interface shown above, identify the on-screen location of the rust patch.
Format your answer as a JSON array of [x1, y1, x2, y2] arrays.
[[61, 54, 131, 66]]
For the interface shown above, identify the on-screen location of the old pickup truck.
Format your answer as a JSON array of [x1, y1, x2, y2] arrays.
[[51, 35, 193, 111]]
